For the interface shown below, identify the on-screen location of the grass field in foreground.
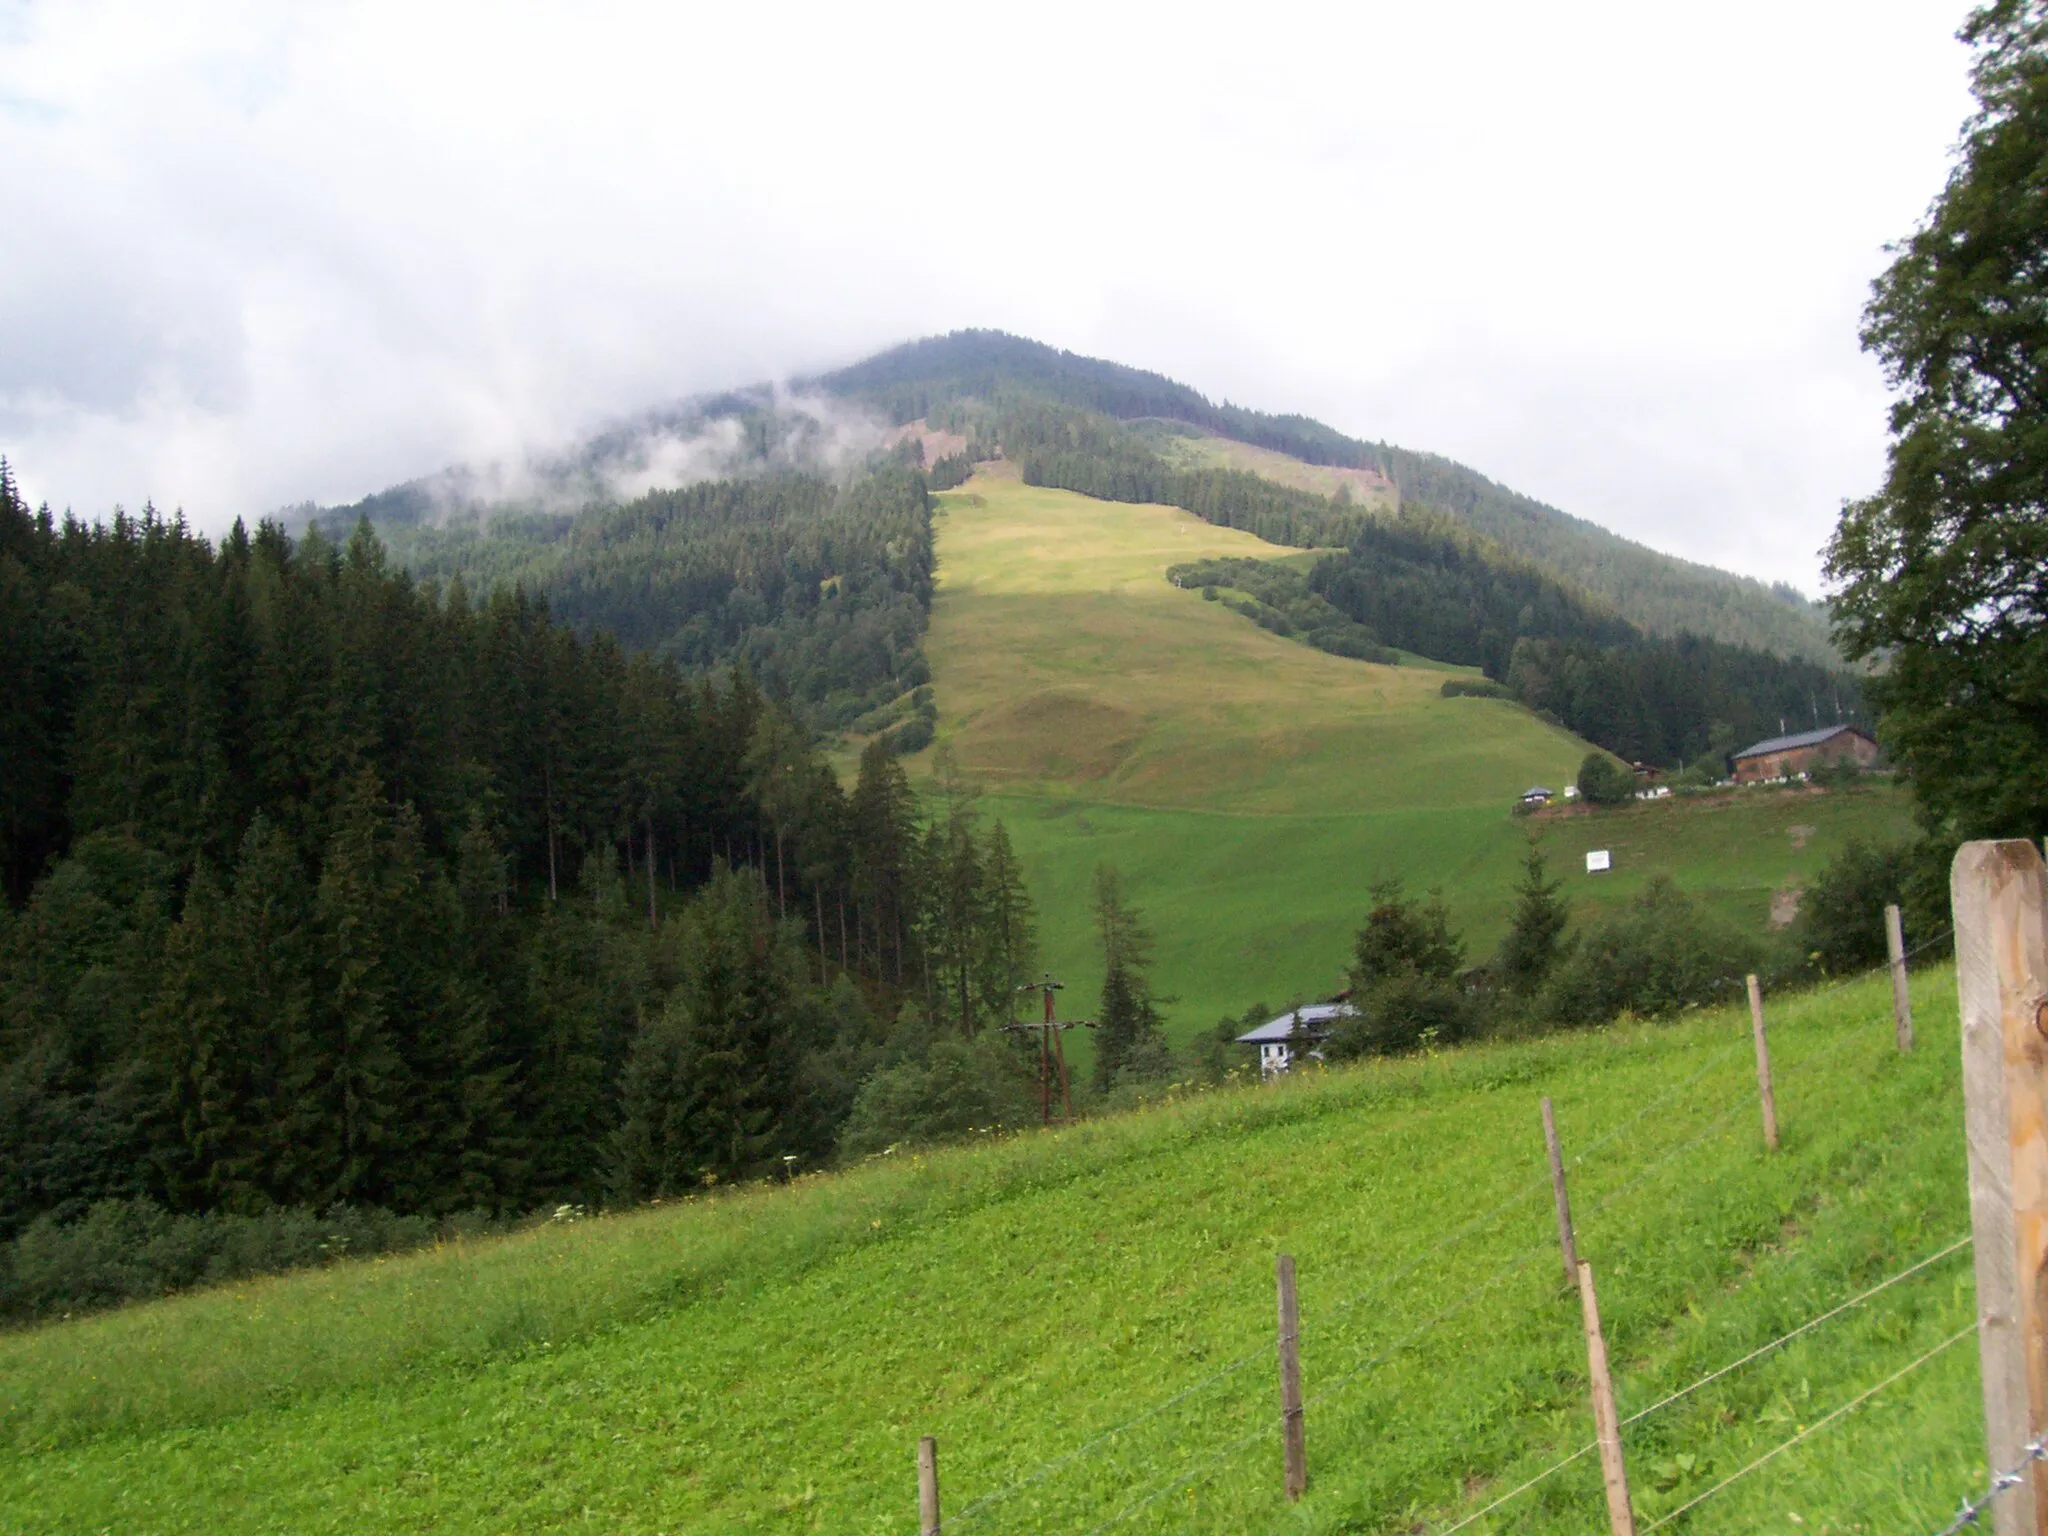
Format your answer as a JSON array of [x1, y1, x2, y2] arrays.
[[915, 472, 1915, 1040], [0, 967, 1981, 1533]]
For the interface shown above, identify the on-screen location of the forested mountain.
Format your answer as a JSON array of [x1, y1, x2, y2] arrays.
[[0, 466, 1038, 1246], [811, 331, 1839, 664], [1169, 510, 1862, 769], [1304, 518, 1862, 766], [297, 330, 1837, 744], [315, 469, 936, 733]]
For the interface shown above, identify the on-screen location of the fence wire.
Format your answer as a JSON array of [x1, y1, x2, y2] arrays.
[[1423, 1232, 1973, 1532], [948, 951, 1954, 1533], [1636, 1323, 1977, 1533], [948, 979, 1779, 1528]]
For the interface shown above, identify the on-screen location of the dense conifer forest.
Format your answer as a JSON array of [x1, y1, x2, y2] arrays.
[[0, 463, 1039, 1259], [1305, 519, 1866, 767], [1171, 523, 1863, 768], [309, 466, 935, 733]]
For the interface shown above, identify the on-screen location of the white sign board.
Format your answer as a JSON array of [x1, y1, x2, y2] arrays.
[[1586, 850, 1612, 873]]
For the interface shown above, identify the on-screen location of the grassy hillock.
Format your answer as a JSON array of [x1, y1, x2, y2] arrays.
[[0, 967, 1981, 1532], [911, 471, 1912, 1039]]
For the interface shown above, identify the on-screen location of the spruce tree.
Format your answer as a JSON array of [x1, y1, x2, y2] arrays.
[[613, 867, 801, 1195], [300, 772, 411, 1206], [1091, 865, 1167, 1089], [1495, 841, 1570, 998], [977, 821, 1038, 1029]]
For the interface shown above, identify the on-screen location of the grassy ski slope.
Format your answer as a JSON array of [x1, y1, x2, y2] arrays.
[[912, 470, 1912, 1039]]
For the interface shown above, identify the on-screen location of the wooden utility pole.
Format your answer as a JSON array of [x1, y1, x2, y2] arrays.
[[1746, 974, 1779, 1152], [1577, 1260, 1636, 1536], [1007, 975, 1092, 1126], [1886, 902, 1914, 1051], [1276, 1254, 1307, 1501], [1953, 839, 2048, 1536], [1541, 1096, 1579, 1288], [918, 1435, 941, 1536]]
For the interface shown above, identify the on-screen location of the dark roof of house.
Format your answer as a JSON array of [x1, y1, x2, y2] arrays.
[[1520, 786, 1553, 799], [1731, 724, 1875, 761], [1237, 1002, 1357, 1044]]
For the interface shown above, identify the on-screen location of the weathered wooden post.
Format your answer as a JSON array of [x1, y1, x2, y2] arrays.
[[918, 1435, 941, 1535], [1746, 974, 1780, 1151], [1577, 1260, 1636, 1536], [1541, 1096, 1578, 1287], [1953, 840, 2048, 1536], [1276, 1254, 1307, 1501], [1886, 902, 1915, 1051]]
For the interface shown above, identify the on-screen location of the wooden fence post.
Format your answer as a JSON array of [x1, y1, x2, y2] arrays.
[[1746, 974, 1779, 1152], [1953, 840, 2048, 1536], [1541, 1096, 1578, 1288], [1276, 1254, 1307, 1501], [1886, 902, 1915, 1052], [1577, 1260, 1637, 1536], [918, 1435, 940, 1536]]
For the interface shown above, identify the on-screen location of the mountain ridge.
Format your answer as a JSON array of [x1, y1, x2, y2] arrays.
[[808, 330, 1838, 665], [295, 329, 1838, 669]]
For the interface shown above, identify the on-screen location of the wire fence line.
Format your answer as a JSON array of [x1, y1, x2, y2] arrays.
[[1617, 1232, 1972, 1431], [1104, 1197, 1968, 1536], [1307, 1078, 1782, 1417], [1636, 1322, 1978, 1533], [942, 956, 1955, 1534], [1420, 1232, 1975, 1532], [1120, 1027, 1843, 1520], [1432, 1441, 1598, 1536], [947, 984, 1789, 1527], [1077, 1419, 1275, 1536], [941, 1341, 1275, 1532], [1314, 1000, 1959, 1531]]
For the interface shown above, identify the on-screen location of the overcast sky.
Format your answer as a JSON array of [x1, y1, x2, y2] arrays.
[[0, 1, 1975, 593]]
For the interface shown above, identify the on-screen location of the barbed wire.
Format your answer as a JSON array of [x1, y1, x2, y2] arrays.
[[1636, 1323, 1976, 1533], [1931, 1437, 2048, 1536]]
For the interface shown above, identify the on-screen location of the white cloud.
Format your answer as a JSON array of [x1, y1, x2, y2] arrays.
[[0, 0, 1973, 589]]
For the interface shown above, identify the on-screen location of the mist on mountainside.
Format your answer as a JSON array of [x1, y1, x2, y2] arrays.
[[287, 386, 892, 532]]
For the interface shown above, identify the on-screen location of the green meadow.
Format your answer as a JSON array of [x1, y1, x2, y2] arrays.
[[1, 967, 1984, 1533], [914, 473, 1914, 1039]]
